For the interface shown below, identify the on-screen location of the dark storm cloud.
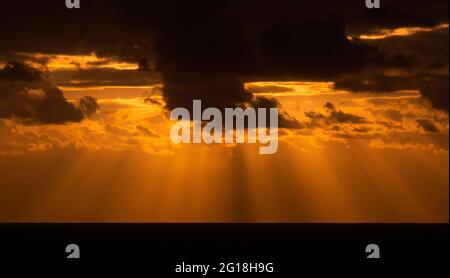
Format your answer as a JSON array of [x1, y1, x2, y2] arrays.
[[359, 3, 436, 32], [117, 1, 447, 117], [225, 0, 448, 35], [0, 0, 156, 66], [0, 62, 95, 124], [1, 0, 447, 59], [147, 3, 306, 128], [0, 0, 448, 119], [155, 14, 252, 110], [334, 25, 449, 113], [254, 14, 372, 80], [420, 77, 449, 112]]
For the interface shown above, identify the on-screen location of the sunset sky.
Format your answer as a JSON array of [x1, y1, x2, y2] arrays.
[[0, 0, 448, 222]]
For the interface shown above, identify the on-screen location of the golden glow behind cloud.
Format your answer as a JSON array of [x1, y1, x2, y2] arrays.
[[351, 23, 449, 40], [16, 52, 139, 70], [245, 81, 347, 96]]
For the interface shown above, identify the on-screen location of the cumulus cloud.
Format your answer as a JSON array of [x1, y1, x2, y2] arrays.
[[0, 97, 171, 156], [248, 96, 303, 129], [0, 62, 86, 124], [305, 102, 366, 127], [0, 62, 102, 124]]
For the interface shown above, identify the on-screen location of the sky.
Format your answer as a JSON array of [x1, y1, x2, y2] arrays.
[[0, 0, 448, 222]]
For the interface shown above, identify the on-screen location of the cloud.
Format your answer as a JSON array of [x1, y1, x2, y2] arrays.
[[334, 24, 449, 113], [249, 96, 303, 129], [334, 74, 418, 93], [416, 119, 440, 133], [0, 0, 447, 118], [144, 97, 163, 106], [153, 14, 305, 129], [0, 62, 87, 124], [50, 68, 160, 88], [372, 108, 404, 122], [0, 97, 171, 156], [0, 62, 101, 124], [335, 74, 449, 113], [151, 10, 444, 118], [254, 14, 373, 80], [305, 102, 366, 127], [361, 4, 436, 31], [420, 78, 449, 112], [136, 125, 159, 138], [246, 85, 294, 94], [1, 0, 447, 63], [366, 25, 448, 73], [155, 14, 252, 108], [79, 96, 99, 117]]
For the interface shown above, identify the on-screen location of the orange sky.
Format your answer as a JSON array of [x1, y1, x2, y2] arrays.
[[0, 22, 448, 223], [0, 77, 448, 222]]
